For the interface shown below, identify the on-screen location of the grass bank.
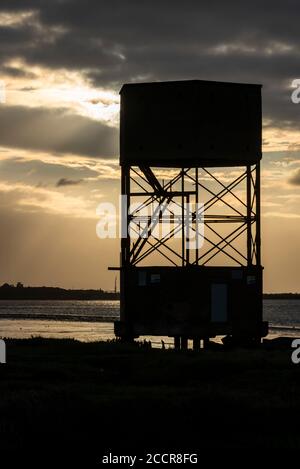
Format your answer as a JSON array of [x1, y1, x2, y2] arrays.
[[1, 338, 300, 458]]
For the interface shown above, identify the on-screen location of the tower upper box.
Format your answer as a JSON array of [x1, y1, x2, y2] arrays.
[[120, 80, 262, 167]]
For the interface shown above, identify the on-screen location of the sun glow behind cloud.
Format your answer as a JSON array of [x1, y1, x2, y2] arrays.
[[3, 63, 298, 153], [0, 11, 36, 27], [3, 60, 119, 125]]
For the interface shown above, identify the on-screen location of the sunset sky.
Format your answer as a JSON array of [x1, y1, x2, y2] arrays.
[[0, 1, 299, 292]]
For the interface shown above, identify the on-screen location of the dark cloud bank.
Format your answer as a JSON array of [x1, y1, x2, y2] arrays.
[[0, 0, 300, 156], [0, 105, 118, 157]]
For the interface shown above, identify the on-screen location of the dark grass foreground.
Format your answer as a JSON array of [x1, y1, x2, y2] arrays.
[[1, 338, 300, 460]]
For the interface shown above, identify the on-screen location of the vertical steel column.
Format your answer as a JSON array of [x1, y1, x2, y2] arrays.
[[120, 165, 130, 323], [120, 165, 130, 266], [193, 338, 200, 351], [256, 162, 261, 266], [181, 168, 185, 266], [195, 167, 199, 265], [186, 193, 190, 265], [174, 336, 180, 350], [256, 161, 263, 327], [181, 337, 188, 350], [246, 164, 252, 266]]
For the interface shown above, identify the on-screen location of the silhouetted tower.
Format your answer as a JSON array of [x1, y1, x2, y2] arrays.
[[112, 80, 268, 347]]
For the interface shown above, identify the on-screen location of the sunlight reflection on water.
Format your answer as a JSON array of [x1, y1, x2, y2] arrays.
[[0, 299, 299, 347]]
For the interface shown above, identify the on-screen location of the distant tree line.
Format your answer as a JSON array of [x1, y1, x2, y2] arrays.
[[263, 293, 300, 300], [0, 283, 298, 301], [0, 283, 120, 300]]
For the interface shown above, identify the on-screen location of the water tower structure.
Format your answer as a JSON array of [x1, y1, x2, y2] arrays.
[[112, 80, 268, 348]]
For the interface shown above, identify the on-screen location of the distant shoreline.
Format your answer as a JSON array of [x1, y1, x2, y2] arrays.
[[0, 284, 120, 301], [0, 284, 299, 300], [263, 293, 300, 300]]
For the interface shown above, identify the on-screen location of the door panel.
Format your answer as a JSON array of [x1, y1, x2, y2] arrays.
[[211, 283, 227, 322]]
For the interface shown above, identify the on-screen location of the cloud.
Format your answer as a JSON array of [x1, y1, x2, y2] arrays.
[[0, 104, 118, 157], [56, 177, 83, 187], [263, 211, 300, 219], [0, 155, 100, 186], [0, 0, 300, 86], [0, 65, 35, 78], [288, 168, 300, 185], [0, 1, 299, 129], [0, 180, 97, 218], [0, 155, 119, 217]]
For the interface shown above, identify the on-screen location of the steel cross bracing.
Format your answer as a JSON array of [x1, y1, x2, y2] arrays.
[[121, 164, 261, 268]]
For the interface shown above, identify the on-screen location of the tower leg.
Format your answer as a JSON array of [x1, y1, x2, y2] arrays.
[[174, 336, 180, 350], [203, 338, 210, 349], [181, 337, 188, 350], [193, 338, 200, 351]]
